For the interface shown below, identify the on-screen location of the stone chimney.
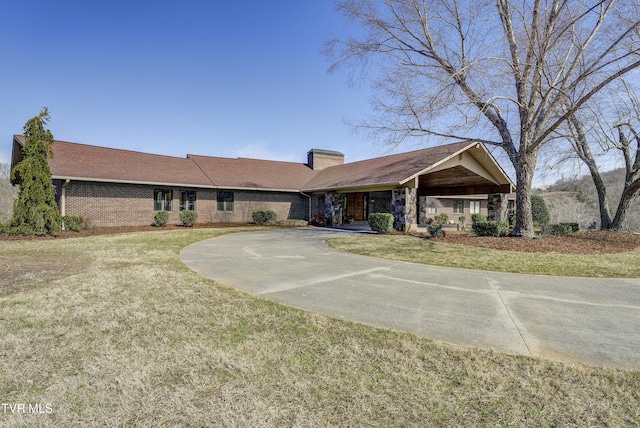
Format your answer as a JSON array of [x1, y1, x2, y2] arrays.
[[307, 149, 344, 170]]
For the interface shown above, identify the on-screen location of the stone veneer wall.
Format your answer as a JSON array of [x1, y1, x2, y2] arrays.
[[324, 192, 344, 226], [391, 187, 417, 231], [418, 196, 429, 225], [63, 181, 309, 227]]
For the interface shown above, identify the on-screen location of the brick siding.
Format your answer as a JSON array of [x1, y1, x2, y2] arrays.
[[426, 198, 487, 225], [63, 181, 309, 227]]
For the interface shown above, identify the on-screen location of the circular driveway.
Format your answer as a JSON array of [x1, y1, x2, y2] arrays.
[[181, 228, 640, 370]]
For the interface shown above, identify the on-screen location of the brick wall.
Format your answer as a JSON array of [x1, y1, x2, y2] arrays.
[[422, 198, 487, 225], [206, 190, 309, 224], [64, 181, 309, 227]]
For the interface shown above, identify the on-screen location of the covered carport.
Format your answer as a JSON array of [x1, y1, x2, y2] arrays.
[[303, 141, 514, 231]]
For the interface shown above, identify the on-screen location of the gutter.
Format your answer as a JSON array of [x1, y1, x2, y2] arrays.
[[301, 180, 402, 193], [50, 176, 302, 193]]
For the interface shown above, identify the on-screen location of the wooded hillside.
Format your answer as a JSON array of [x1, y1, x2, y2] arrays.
[[539, 168, 640, 232]]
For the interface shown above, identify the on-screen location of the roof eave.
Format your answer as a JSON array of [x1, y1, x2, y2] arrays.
[[51, 176, 301, 192], [302, 181, 402, 193]]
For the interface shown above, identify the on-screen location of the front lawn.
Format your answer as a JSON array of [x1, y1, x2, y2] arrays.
[[327, 234, 640, 277], [1, 229, 639, 426]]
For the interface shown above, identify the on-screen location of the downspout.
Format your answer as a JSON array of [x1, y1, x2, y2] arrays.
[[61, 180, 70, 227], [300, 191, 312, 221]]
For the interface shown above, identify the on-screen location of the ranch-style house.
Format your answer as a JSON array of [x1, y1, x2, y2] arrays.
[[10, 135, 515, 231]]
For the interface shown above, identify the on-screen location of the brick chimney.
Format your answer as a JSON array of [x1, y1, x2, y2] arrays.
[[307, 149, 344, 170]]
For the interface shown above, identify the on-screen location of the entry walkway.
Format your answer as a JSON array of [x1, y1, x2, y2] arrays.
[[180, 228, 640, 370]]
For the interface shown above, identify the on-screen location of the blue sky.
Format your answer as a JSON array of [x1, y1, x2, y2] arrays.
[[0, 1, 387, 167]]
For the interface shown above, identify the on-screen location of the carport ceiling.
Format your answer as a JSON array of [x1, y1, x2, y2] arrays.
[[418, 165, 512, 196], [419, 165, 496, 188]]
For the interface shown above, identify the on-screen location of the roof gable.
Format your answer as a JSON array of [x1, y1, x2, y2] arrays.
[[303, 141, 477, 191]]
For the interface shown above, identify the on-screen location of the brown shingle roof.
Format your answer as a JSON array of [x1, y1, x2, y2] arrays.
[[13, 136, 502, 193], [188, 154, 316, 191], [14, 136, 212, 187], [302, 141, 475, 191]]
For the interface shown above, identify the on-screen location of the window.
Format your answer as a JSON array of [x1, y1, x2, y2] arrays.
[[180, 191, 196, 211], [470, 200, 481, 214], [453, 200, 464, 214], [154, 190, 173, 211], [217, 191, 234, 212], [427, 206, 437, 214]]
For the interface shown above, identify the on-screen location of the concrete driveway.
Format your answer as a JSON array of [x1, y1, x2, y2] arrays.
[[180, 228, 640, 370]]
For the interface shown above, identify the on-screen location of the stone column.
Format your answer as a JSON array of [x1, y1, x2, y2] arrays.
[[418, 196, 428, 225], [487, 193, 508, 222], [391, 187, 418, 232], [324, 192, 343, 226]]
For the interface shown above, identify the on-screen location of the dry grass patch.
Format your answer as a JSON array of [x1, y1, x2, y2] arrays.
[[327, 234, 640, 277], [1, 229, 639, 426]]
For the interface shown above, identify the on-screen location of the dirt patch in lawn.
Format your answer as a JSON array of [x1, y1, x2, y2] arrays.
[[429, 231, 640, 254]]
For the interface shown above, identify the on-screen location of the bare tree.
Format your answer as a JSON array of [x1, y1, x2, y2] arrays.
[[0, 162, 10, 180], [556, 76, 640, 231], [327, 0, 640, 237]]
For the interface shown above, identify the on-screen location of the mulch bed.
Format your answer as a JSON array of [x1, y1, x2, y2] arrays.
[[429, 231, 640, 255], [2, 224, 639, 255]]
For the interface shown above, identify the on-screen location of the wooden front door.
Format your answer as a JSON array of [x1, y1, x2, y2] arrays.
[[347, 193, 367, 221]]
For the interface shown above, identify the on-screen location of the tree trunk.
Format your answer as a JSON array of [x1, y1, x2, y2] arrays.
[[609, 182, 640, 231], [510, 152, 537, 238], [586, 163, 613, 230], [567, 114, 614, 229]]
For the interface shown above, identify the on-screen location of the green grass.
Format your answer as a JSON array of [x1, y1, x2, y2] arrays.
[[1, 228, 639, 426], [327, 234, 640, 277]]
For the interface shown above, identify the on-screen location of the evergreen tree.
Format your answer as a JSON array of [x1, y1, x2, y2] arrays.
[[10, 108, 61, 235], [531, 194, 550, 227]]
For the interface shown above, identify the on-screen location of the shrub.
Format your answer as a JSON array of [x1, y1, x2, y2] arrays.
[[434, 213, 449, 225], [457, 216, 466, 231], [472, 220, 509, 237], [253, 210, 277, 225], [0, 223, 9, 234], [179, 210, 198, 227], [264, 210, 277, 223], [560, 222, 580, 232], [471, 213, 487, 224], [368, 213, 394, 233], [426, 223, 443, 238], [153, 210, 169, 227], [531, 194, 550, 226], [252, 211, 267, 224], [7, 223, 35, 235], [309, 214, 329, 226], [62, 215, 84, 232], [543, 223, 573, 236]]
